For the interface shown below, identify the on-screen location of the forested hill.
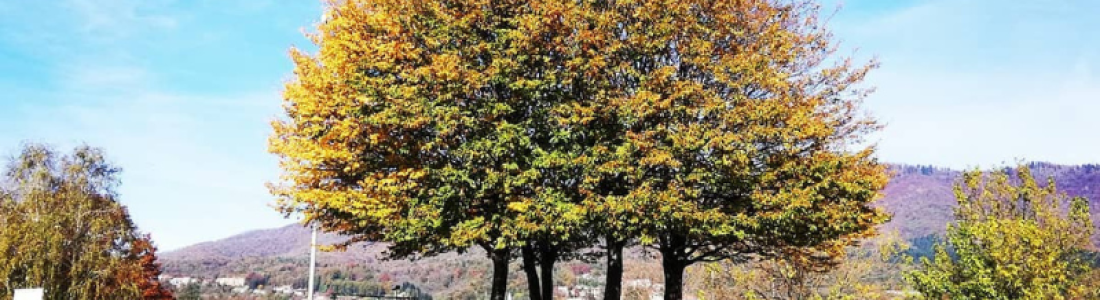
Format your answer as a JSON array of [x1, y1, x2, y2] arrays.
[[160, 225, 492, 298], [162, 223, 344, 261], [880, 163, 1100, 240]]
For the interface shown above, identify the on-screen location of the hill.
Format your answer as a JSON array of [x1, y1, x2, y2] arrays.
[[880, 163, 1100, 240], [161, 226, 494, 298], [163, 224, 335, 261]]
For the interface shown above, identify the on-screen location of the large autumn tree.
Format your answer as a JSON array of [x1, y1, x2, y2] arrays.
[[0, 144, 173, 300], [270, 1, 591, 299], [907, 166, 1096, 299], [555, 1, 888, 299]]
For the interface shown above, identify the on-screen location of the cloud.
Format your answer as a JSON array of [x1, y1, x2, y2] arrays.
[[0, 0, 181, 81], [869, 68, 1100, 167], [0, 1, 319, 250], [25, 97, 284, 250], [59, 65, 153, 93], [7, 61, 286, 250], [828, 1, 1100, 168], [65, 0, 178, 40], [835, 0, 1099, 69]]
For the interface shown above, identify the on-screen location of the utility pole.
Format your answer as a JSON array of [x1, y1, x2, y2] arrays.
[[307, 223, 318, 300]]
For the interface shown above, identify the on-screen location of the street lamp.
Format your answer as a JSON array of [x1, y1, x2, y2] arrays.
[[307, 223, 318, 300]]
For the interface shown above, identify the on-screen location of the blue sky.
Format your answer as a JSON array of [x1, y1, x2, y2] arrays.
[[0, 0, 1097, 250]]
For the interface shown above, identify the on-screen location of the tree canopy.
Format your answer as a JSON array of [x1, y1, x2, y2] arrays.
[[566, 1, 888, 298], [270, 0, 618, 298], [907, 166, 1096, 299], [0, 144, 172, 300]]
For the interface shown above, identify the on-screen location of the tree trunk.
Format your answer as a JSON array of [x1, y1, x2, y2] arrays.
[[661, 258, 686, 300], [660, 236, 689, 300], [538, 241, 556, 300], [490, 247, 511, 300], [522, 244, 543, 300], [603, 239, 624, 300]]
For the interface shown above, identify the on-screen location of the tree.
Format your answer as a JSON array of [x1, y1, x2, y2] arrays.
[[246, 272, 270, 289], [0, 144, 170, 299], [692, 232, 913, 300], [557, 0, 888, 299], [178, 283, 202, 300], [269, 1, 590, 300], [130, 235, 175, 300], [907, 166, 1096, 299]]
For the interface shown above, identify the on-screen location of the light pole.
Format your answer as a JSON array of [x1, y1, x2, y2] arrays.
[[307, 223, 318, 300]]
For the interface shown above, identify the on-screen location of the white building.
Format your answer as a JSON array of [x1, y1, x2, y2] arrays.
[[273, 285, 295, 295], [563, 285, 602, 300], [14, 289, 44, 300], [626, 279, 652, 288], [216, 277, 247, 287], [169, 277, 199, 287]]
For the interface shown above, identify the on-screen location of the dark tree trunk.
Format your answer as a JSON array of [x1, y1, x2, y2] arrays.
[[661, 258, 686, 300], [660, 234, 689, 300], [490, 247, 511, 300], [603, 239, 625, 300], [538, 241, 556, 300], [522, 244, 543, 300], [539, 260, 555, 300]]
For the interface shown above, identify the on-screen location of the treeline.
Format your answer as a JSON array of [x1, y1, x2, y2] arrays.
[[891, 165, 957, 176], [166, 256, 447, 299]]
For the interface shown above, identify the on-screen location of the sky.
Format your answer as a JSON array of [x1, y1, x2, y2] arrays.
[[0, 0, 1098, 250]]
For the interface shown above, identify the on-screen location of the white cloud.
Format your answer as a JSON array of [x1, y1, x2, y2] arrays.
[[10, 62, 286, 250], [65, 0, 178, 40], [0, 1, 324, 249], [0, 1, 311, 250], [864, 57, 1100, 168], [59, 65, 153, 92], [827, 1, 1100, 168]]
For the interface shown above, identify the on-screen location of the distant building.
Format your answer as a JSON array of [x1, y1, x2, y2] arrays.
[[626, 279, 652, 288], [216, 277, 247, 287], [169, 277, 199, 287], [559, 284, 602, 300], [273, 285, 295, 295], [14, 288, 44, 300]]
